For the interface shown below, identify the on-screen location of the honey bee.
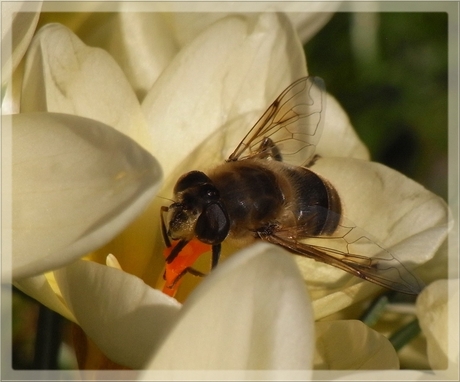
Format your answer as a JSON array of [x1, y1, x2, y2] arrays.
[[161, 76, 424, 297]]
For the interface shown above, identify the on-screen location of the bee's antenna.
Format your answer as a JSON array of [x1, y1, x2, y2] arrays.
[[156, 195, 175, 203]]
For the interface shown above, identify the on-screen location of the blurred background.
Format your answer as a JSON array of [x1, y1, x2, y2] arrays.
[[11, 11, 448, 370], [305, 12, 448, 200]]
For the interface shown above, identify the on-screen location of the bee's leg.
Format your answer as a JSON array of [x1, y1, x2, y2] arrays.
[[167, 246, 219, 290], [258, 137, 283, 162], [255, 222, 280, 240], [160, 206, 172, 248], [186, 268, 207, 278], [169, 267, 207, 289], [211, 244, 221, 269], [165, 239, 189, 264]]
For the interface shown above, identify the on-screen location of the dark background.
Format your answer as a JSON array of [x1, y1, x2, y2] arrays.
[[305, 12, 448, 200]]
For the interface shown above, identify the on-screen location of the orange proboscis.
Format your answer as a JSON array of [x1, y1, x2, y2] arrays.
[[162, 239, 212, 297]]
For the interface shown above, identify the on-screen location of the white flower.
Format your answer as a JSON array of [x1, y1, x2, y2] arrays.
[[1, 1, 42, 114], [8, 8, 451, 373], [9, 22, 161, 281], [416, 279, 459, 376], [305, 157, 449, 319], [1, 2, 41, 83], [53, 244, 314, 370], [10, 12, 320, 370], [313, 320, 399, 369]]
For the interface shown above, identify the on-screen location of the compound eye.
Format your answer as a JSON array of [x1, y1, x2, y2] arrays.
[[174, 171, 212, 194], [195, 202, 230, 245]]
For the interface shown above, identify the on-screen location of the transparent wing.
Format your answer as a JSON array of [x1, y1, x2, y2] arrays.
[[261, 215, 424, 295], [227, 76, 326, 167]]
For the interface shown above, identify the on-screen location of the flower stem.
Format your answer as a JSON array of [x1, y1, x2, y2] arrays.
[[33, 304, 63, 369], [360, 292, 393, 326], [389, 318, 421, 351]]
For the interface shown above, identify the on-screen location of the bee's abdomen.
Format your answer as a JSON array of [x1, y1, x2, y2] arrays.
[[284, 167, 341, 236]]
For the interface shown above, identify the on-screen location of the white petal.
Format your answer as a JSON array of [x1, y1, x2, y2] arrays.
[[310, 286, 373, 321], [21, 23, 152, 151], [80, 10, 178, 100], [106, 253, 122, 270], [301, 158, 449, 318], [310, 158, 449, 247], [13, 274, 75, 322], [162, 7, 338, 46], [287, 10, 339, 43], [317, 94, 370, 160], [143, 13, 306, 177], [54, 260, 181, 369], [314, 320, 399, 369], [142, 243, 314, 372], [9, 112, 162, 279], [1, 65, 23, 115], [416, 279, 459, 373], [139, 11, 366, 161], [1, 2, 41, 85]]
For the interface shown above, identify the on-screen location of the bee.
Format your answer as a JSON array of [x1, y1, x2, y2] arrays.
[[160, 76, 424, 297]]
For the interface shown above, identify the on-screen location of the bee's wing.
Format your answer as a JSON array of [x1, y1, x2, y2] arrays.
[[227, 76, 326, 167], [262, 218, 425, 295]]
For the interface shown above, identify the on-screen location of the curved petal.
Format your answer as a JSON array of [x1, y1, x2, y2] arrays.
[[317, 93, 370, 160], [10, 112, 162, 279], [287, 9, 339, 43], [142, 13, 306, 178], [160, 7, 338, 46], [142, 243, 314, 372], [54, 260, 181, 369], [168, 8, 339, 47], [1, 64, 23, 115], [166, 12, 240, 47], [1, 2, 41, 86], [13, 273, 75, 322], [314, 320, 399, 369], [310, 158, 449, 248], [34, 3, 106, 33], [299, 158, 449, 318], [81, 10, 178, 100], [416, 279, 459, 373], [20, 23, 151, 151]]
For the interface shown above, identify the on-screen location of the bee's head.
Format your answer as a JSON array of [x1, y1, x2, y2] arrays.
[[167, 171, 229, 244]]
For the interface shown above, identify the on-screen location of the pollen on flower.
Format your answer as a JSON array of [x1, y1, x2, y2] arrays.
[[106, 253, 122, 270], [161, 239, 211, 297]]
